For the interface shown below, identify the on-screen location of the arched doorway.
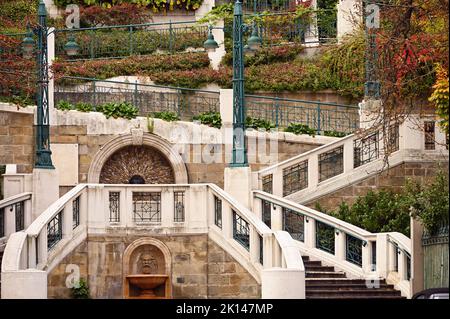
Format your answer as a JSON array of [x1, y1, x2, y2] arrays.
[[99, 145, 175, 184]]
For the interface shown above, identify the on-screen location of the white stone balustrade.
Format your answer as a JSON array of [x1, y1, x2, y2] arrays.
[[1, 183, 305, 299], [253, 190, 413, 298]]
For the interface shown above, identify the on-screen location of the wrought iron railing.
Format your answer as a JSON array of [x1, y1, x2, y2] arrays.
[[173, 191, 185, 222], [109, 192, 120, 223], [262, 174, 273, 194], [47, 211, 62, 250], [214, 195, 223, 228], [132, 192, 162, 223], [54, 21, 208, 61], [15, 201, 25, 232], [245, 95, 359, 134], [315, 220, 335, 254], [72, 196, 80, 229], [55, 76, 220, 121], [346, 234, 363, 267], [318, 145, 344, 182], [283, 160, 308, 196], [353, 131, 379, 168], [233, 210, 251, 250], [282, 207, 305, 242], [262, 200, 272, 227]]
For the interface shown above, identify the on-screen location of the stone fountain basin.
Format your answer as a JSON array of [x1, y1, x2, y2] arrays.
[[127, 274, 168, 290]]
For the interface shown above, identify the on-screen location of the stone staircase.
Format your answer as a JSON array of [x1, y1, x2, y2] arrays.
[[303, 255, 405, 299]]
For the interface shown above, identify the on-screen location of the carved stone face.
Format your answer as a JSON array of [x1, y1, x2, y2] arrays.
[[140, 253, 158, 274]]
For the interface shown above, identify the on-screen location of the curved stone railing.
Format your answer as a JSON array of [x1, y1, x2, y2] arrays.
[[253, 190, 412, 298], [0, 192, 33, 251], [257, 118, 449, 204], [1, 183, 304, 299]]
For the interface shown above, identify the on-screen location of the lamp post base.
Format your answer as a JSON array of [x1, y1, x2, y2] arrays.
[[224, 166, 253, 209]]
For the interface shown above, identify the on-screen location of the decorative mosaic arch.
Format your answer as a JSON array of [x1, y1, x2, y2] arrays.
[[87, 133, 188, 184]]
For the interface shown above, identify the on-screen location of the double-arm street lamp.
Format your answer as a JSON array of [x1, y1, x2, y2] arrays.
[[21, 1, 80, 169], [204, 0, 262, 167]]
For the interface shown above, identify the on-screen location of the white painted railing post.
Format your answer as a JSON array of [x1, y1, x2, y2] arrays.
[[272, 168, 283, 197], [161, 188, 173, 227], [308, 156, 319, 190], [63, 201, 73, 239], [38, 229, 48, 267], [343, 139, 354, 173], [222, 201, 233, 239], [398, 250, 407, 281], [305, 218, 316, 249], [335, 231, 346, 261], [250, 227, 259, 263], [361, 242, 372, 273], [5, 204, 15, 238], [263, 234, 273, 268], [24, 199, 33, 229], [375, 233, 389, 278], [27, 236, 37, 268], [271, 204, 282, 231]]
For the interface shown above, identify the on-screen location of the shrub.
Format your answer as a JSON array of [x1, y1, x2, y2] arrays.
[[152, 111, 179, 122], [75, 102, 93, 112], [284, 123, 316, 136], [71, 279, 90, 299], [246, 117, 275, 130], [193, 111, 222, 129], [323, 130, 348, 137], [56, 100, 74, 111], [320, 171, 450, 237], [53, 0, 204, 12]]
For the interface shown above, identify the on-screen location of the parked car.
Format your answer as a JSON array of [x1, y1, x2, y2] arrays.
[[412, 288, 449, 299]]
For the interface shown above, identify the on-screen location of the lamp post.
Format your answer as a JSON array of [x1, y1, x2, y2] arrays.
[[22, 1, 80, 169], [204, 0, 262, 167]]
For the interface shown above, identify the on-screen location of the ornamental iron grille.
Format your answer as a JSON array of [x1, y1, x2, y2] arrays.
[[15, 201, 25, 232], [262, 200, 271, 228], [259, 234, 264, 265], [345, 234, 363, 267], [262, 174, 273, 194], [214, 196, 223, 229], [353, 132, 379, 168], [173, 191, 185, 222], [394, 246, 399, 272], [283, 160, 308, 196], [282, 207, 304, 242], [132, 192, 161, 223], [72, 196, 80, 230], [371, 241, 377, 271], [315, 221, 335, 254], [0, 208, 4, 238], [424, 121, 436, 150], [387, 123, 400, 153], [233, 211, 250, 251], [406, 254, 411, 280], [47, 211, 63, 250], [109, 192, 120, 222], [318, 146, 344, 182]]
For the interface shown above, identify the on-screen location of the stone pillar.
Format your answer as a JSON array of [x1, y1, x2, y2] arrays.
[[411, 218, 424, 295], [224, 166, 252, 209], [337, 0, 361, 41], [359, 99, 382, 130], [43, 0, 59, 18], [400, 115, 424, 151], [31, 168, 59, 219]]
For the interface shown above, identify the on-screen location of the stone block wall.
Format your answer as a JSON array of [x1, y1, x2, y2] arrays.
[[305, 161, 450, 212], [47, 234, 260, 299], [0, 110, 34, 174]]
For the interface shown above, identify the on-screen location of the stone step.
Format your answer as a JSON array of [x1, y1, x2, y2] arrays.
[[303, 260, 322, 267], [306, 295, 406, 299], [301, 255, 310, 261], [306, 278, 386, 285], [304, 265, 335, 272], [306, 289, 402, 297], [306, 271, 347, 278], [306, 283, 395, 290]]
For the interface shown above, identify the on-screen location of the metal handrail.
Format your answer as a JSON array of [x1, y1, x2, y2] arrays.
[[246, 94, 358, 109], [57, 76, 221, 95]]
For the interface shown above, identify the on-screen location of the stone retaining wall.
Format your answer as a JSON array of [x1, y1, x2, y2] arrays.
[[47, 234, 260, 299]]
